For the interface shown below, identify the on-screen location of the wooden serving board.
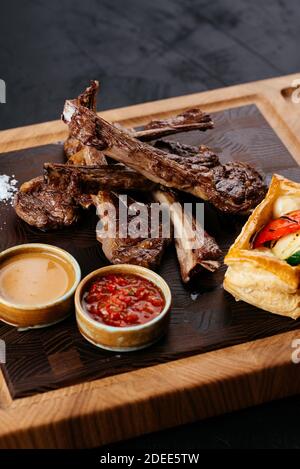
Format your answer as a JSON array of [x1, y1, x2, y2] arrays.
[[1, 74, 300, 448]]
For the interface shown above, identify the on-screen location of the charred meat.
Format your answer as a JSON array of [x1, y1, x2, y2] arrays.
[[44, 162, 158, 193], [92, 191, 169, 269], [63, 101, 266, 214], [152, 139, 220, 168], [64, 80, 99, 159], [154, 190, 221, 282], [14, 177, 79, 230], [134, 108, 213, 141], [14, 81, 104, 229]]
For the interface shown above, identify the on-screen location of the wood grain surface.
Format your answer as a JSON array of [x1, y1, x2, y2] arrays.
[[0, 74, 300, 448]]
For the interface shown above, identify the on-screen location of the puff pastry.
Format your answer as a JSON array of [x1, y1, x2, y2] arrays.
[[223, 174, 300, 319]]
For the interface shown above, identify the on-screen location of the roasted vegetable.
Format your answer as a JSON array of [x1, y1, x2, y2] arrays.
[[272, 230, 300, 263], [286, 250, 300, 266], [273, 195, 300, 218], [254, 210, 300, 248]]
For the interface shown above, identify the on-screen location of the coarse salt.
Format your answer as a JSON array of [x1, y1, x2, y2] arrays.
[[0, 174, 18, 205]]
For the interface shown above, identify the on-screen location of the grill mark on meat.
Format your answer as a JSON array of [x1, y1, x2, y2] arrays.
[[92, 191, 169, 269], [153, 140, 220, 168], [63, 101, 211, 190], [15, 80, 261, 280], [63, 101, 267, 214], [44, 163, 158, 193], [63, 83, 169, 269], [14, 177, 79, 230]]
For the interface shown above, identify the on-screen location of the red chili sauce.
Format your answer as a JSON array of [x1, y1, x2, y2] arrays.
[[83, 273, 165, 327]]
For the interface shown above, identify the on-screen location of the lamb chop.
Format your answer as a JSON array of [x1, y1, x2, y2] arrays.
[[44, 162, 158, 192], [92, 191, 169, 269], [46, 139, 222, 279], [63, 78, 170, 269], [64, 80, 99, 159], [142, 140, 222, 281], [45, 146, 222, 279], [14, 156, 108, 229], [151, 139, 219, 167], [133, 108, 213, 141], [64, 80, 213, 156], [90, 166, 169, 268], [61, 93, 223, 277], [14, 176, 79, 230], [62, 100, 266, 214], [68, 155, 169, 268], [14, 82, 105, 230], [153, 190, 221, 282]]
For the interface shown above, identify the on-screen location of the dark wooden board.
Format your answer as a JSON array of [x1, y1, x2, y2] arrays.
[[1, 104, 300, 399]]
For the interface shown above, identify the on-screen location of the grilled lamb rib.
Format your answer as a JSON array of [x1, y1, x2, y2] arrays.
[[14, 82, 107, 229], [49, 139, 222, 278], [152, 139, 220, 168], [14, 157, 111, 229], [133, 108, 213, 141], [154, 190, 221, 282], [63, 82, 169, 268], [92, 191, 169, 269], [63, 101, 266, 214], [14, 177, 79, 230], [64, 80, 99, 159], [44, 162, 158, 192]]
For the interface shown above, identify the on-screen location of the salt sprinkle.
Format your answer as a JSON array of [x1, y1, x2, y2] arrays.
[[190, 292, 199, 301], [0, 174, 18, 205]]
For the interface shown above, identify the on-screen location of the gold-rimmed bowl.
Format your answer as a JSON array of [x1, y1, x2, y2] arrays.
[[0, 243, 81, 329], [75, 264, 172, 352]]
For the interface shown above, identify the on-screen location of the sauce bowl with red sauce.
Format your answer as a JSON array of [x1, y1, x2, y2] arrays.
[[75, 265, 171, 351]]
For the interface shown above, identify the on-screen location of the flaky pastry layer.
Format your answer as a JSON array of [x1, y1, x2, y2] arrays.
[[224, 174, 300, 319]]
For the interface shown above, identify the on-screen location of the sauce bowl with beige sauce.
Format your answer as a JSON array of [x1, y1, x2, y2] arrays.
[[0, 244, 81, 329]]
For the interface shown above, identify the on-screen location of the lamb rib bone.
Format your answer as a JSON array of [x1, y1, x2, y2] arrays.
[[64, 80, 99, 159], [133, 108, 213, 141], [44, 162, 158, 192], [62, 101, 266, 214], [153, 190, 221, 282]]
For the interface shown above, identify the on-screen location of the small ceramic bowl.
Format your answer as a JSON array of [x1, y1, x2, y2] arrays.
[[75, 264, 172, 352], [0, 243, 81, 329]]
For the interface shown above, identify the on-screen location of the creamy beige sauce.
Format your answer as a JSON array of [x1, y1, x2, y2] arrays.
[[0, 252, 74, 306]]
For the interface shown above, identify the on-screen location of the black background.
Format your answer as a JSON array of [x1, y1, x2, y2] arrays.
[[1, 0, 300, 450]]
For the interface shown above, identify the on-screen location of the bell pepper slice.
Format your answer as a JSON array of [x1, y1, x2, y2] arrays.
[[253, 210, 300, 248]]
